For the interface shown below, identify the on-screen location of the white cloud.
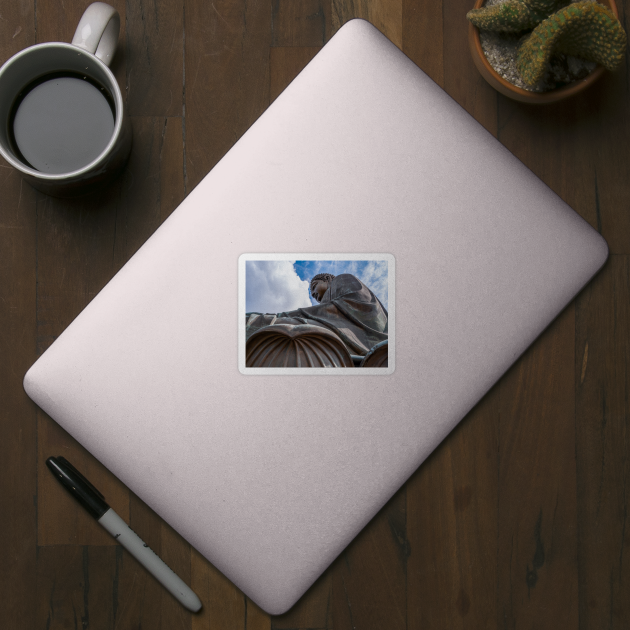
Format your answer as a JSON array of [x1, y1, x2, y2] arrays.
[[246, 261, 312, 313], [357, 261, 388, 310]]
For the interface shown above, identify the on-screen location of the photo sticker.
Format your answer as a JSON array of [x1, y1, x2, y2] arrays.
[[238, 254, 394, 375]]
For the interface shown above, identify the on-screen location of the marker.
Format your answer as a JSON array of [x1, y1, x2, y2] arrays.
[[46, 456, 202, 613]]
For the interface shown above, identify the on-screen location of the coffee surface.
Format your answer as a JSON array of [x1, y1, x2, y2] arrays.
[[12, 74, 115, 174]]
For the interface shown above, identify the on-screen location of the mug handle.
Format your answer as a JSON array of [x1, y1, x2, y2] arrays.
[[71, 2, 120, 67]]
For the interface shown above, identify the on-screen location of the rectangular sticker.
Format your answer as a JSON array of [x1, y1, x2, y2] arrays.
[[238, 254, 394, 375]]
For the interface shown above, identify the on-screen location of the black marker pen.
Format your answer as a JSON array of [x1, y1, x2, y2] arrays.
[[46, 456, 202, 612]]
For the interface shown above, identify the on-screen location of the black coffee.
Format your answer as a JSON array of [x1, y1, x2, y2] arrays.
[[10, 73, 115, 174]]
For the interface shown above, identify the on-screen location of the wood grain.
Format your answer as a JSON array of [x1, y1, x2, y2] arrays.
[[1, 0, 629, 627], [270, 47, 322, 103], [36, 545, 119, 630], [497, 304, 579, 629], [0, 5, 39, 629], [184, 0, 272, 191], [576, 256, 630, 629], [493, 55, 630, 257], [331, 486, 408, 630], [111, 116, 185, 270], [271, 573, 332, 629], [443, 0, 497, 131], [332, 0, 403, 48], [0, 146, 38, 630], [583, 72, 630, 254], [125, 0, 184, 117], [403, 0, 444, 88], [271, 0, 332, 46], [190, 549, 248, 630], [407, 392, 499, 629]]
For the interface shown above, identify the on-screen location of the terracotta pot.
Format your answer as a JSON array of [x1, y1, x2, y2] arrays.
[[468, 0, 619, 103]]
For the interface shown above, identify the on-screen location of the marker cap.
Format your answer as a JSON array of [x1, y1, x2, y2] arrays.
[[46, 456, 110, 519]]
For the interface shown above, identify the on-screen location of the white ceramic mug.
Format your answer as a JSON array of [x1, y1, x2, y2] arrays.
[[0, 2, 132, 197]]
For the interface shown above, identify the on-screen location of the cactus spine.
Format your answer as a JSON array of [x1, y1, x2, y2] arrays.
[[516, 1, 627, 85], [467, 0, 568, 33]]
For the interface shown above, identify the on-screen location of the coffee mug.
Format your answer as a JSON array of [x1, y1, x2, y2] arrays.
[[0, 2, 132, 197]]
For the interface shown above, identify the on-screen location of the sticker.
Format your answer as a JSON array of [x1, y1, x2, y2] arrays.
[[238, 254, 394, 375]]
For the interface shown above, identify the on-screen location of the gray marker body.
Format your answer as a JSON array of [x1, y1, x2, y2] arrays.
[[99, 508, 202, 612]]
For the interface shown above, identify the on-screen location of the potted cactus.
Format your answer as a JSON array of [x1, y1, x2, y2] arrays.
[[467, 0, 627, 103]]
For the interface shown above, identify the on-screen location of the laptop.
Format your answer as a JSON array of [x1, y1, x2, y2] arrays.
[[23, 19, 608, 614]]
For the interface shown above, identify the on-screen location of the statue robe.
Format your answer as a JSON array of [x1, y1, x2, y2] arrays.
[[245, 273, 388, 356]]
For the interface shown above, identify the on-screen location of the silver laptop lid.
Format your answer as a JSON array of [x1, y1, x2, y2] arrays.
[[24, 19, 607, 614]]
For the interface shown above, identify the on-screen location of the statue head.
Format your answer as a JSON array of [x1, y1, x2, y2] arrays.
[[310, 273, 335, 302]]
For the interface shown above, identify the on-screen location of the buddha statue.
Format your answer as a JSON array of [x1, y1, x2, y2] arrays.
[[245, 272, 388, 367]]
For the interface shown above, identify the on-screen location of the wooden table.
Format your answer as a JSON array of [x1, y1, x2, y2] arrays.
[[1, 1, 628, 628]]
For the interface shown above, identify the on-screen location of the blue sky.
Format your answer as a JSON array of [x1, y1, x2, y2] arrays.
[[246, 259, 388, 313]]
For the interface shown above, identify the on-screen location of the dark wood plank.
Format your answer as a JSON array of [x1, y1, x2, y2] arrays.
[[497, 305, 578, 628], [407, 394, 499, 629], [331, 0, 402, 48], [330, 486, 407, 630], [247, 601, 271, 630], [190, 549, 248, 630], [112, 116, 185, 270], [36, 0, 121, 44], [159, 117, 187, 220], [496, 97, 598, 226], [575, 0, 629, 254], [0, 0, 36, 54], [272, 0, 331, 46], [34, 189, 121, 354], [189, 529, 269, 629], [494, 66, 630, 257], [443, 0, 498, 132], [1, 0, 628, 627], [0, 127, 38, 630], [582, 71, 630, 254], [184, 0, 272, 192], [36, 0, 126, 44], [270, 47, 321, 103], [402, 0, 444, 88], [0, 5, 39, 629], [576, 256, 630, 629], [36, 545, 119, 630], [271, 573, 332, 629], [126, 0, 184, 117]]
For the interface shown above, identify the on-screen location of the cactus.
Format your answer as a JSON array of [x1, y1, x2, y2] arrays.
[[467, 0, 568, 33], [516, 1, 627, 85]]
